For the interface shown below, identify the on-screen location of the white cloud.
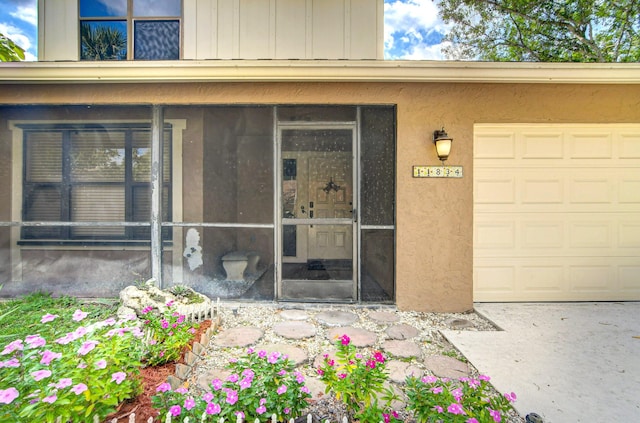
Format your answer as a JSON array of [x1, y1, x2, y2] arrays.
[[384, 0, 451, 60], [11, 5, 36, 27]]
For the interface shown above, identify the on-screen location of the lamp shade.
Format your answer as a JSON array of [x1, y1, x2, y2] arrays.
[[433, 129, 453, 162]]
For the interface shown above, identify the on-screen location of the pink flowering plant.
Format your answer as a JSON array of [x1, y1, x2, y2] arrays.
[[404, 374, 517, 423], [141, 302, 198, 366], [317, 334, 401, 423], [0, 309, 144, 422], [152, 347, 311, 422]]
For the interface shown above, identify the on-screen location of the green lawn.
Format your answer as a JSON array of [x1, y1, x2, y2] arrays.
[[0, 292, 117, 342]]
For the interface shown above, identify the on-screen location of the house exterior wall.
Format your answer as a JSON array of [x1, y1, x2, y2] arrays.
[[38, 0, 383, 61], [1, 82, 639, 311]]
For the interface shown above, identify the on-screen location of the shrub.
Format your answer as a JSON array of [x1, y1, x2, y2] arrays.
[[317, 334, 401, 423], [141, 301, 198, 366], [152, 347, 311, 422], [404, 374, 517, 423]]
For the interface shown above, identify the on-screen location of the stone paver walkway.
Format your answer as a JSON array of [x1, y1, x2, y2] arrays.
[[194, 307, 476, 410]]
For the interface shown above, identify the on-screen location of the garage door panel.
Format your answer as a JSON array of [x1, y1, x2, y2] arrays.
[[474, 172, 515, 204], [619, 133, 640, 158], [619, 222, 640, 248], [475, 132, 516, 158], [475, 221, 515, 249], [474, 124, 640, 301], [521, 132, 564, 159], [619, 179, 640, 203], [522, 178, 564, 203], [569, 133, 613, 159]]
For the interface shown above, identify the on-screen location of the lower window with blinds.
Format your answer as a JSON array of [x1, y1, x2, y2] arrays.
[[20, 123, 171, 244]]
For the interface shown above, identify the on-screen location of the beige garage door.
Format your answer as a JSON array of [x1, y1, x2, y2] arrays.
[[474, 124, 640, 301]]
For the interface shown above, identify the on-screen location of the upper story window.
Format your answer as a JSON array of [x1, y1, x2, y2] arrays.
[[79, 0, 181, 61]]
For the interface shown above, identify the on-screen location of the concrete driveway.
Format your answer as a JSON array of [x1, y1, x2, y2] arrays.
[[442, 302, 640, 423]]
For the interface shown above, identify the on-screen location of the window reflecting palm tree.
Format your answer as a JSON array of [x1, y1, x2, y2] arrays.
[[81, 23, 127, 60]]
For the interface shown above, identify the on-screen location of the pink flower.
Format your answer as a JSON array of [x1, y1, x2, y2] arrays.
[[40, 313, 59, 323], [422, 375, 438, 384], [43, 394, 57, 404], [169, 405, 181, 416], [284, 408, 290, 415], [489, 408, 502, 422], [433, 405, 444, 413], [235, 411, 245, 420], [467, 419, 479, 423], [111, 372, 126, 384], [206, 402, 221, 415], [316, 369, 324, 376], [268, 351, 281, 364], [202, 392, 214, 402], [240, 378, 252, 389], [227, 373, 239, 383], [211, 379, 223, 390], [504, 391, 517, 402], [78, 340, 99, 356], [448, 403, 465, 415], [161, 320, 169, 329], [142, 306, 154, 314], [2, 358, 20, 368], [77, 363, 87, 369], [166, 300, 174, 307], [340, 334, 350, 345], [451, 388, 463, 402], [32, 369, 52, 381], [257, 350, 267, 358], [225, 389, 238, 405], [25, 335, 46, 348], [0, 388, 19, 404], [256, 405, 267, 415], [40, 350, 62, 365], [301, 386, 310, 394], [295, 371, 305, 383], [373, 351, 385, 363], [366, 359, 376, 369], [95, 359, 107, 369], [156, 382, 172, 393], [184, 397, 196, 410], [188, 328, 196, 334], [383, 413, 390, 423], [431, 386, 443, 394], [55, 378, 73, 389], [72, 309, 88, 322], [338, 373, 347, 379], [1, 339, 23, 355], [479, 374, 491, 381], [71, 383, 88, 395], [277, 384, 287, 395], [176, 387, 188, 394]]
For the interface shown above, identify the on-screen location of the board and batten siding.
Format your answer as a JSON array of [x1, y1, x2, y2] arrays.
[[474, 124, 640, 302], [38, 0, 383, 61]]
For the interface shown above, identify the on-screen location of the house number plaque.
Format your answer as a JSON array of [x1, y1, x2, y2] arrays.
[[412, 166, 463, 178]]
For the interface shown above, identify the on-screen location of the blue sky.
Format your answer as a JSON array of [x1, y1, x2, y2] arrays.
[[0, 0, 449, 61]]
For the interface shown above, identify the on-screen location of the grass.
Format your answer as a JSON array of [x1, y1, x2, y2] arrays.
[[0, 292, 117, 342]]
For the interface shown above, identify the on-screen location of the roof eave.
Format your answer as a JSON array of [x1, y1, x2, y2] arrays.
[[1, 60, 639, 84]]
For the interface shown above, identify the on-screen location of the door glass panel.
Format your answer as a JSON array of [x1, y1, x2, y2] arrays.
[[280, 128, 355, 301]]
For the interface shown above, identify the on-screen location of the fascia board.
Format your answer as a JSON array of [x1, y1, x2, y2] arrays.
[[1, 60, 639, 84]]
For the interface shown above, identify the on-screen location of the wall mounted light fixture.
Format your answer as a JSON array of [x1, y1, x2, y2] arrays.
[[433, 127, 453, 163]]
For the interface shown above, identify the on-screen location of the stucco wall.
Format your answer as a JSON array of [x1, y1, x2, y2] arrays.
[[1, 82, 639, 311]]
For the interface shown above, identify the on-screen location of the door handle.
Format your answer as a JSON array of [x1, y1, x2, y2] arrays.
[[351, 208, 357, 223]]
